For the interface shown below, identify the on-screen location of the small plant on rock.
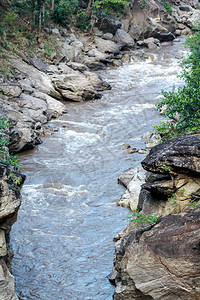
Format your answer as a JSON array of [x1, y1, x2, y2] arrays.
[[128, 210, 159, 229], [161, 1, 173, 15], [0, 116, 20, 168]]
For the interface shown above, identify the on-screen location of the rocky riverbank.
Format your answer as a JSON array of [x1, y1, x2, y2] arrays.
[[0, 0, 199, 154], [0, 162, 25, 300], [0, 0, 199, 299], [111, 133, 200, 299]]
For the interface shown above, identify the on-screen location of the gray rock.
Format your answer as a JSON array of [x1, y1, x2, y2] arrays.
[[18, 79, 34, 94], [180, 5, 192, 11], [30, 58, 48, 72], [0, 163, 26, 300], [32, 91, 67, 117], [69, 33, 76, 42], [0, 84, 22, 98], [51, 73, 102, 102], [83, 71, 111, 91], [39, 43, 45, 49], [114, 29, 135, 46], [102, 33, 113, 40], [87, 50, 96, 57], [0, 259, 19, 300], [94, 37, 122, 54], [11, 59, 62, 100], [67, 61, 89, 72], [117, 164, 146, 210], [86, 61, 106, 70], [62, 43, 76, 61], [93, 28, 103, 37], [95, 15, 121, 34], [52, 28, 61, 39]]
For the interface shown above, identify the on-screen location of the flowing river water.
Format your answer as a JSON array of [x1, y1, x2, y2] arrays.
[[11, 39, 185, 300]]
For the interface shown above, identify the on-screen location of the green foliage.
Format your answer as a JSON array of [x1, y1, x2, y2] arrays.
[[53, 0, 79, 26], [189, 200, 200, 207], [3, 154, 20, 167], [128, 210, 159, 229], [155, 23, 200, 141], [91, 0, 129, 15], [161, 1, 172, 15], [76, 9, 90, 31], [160, 166, 171, 173], [7, 171, 22, 190], [167, 189, 185, 210], [139, 0, 147, 9], [3, 10, 17, 25], [0, 116, 20, 168], [168, 192, 178, 206]]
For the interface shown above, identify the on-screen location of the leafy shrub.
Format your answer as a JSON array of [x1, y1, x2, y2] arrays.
[[128, 210, 159, 229], [155, 23, 200, 141], [161, 1, 173, 15], [92, 0, 129, 13], [76, 9, 90, 31], [139, 0, 148, 9], [0, 116, 20, 167], [53, 0, 79, 26]]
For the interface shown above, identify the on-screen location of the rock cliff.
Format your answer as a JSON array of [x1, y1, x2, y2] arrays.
[[112, 133, 200, 299], [0, 162, 25, 300]]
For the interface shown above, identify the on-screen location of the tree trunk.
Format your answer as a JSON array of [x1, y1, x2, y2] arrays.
[[39, 3, 42, 33], [51, 0, 54, 14], [86, 0, 93, 16], [42, 0, 45, 24], [32, 0, 37, 29]]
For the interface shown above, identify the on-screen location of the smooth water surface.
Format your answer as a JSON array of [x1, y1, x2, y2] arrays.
[[11, 40, 185, 300]]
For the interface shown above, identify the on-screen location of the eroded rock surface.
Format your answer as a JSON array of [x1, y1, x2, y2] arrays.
[[142, 133, 200, 174], [113, 206, 200, 300], [113, 133, 200, 299], [0, 163, 25, 300]]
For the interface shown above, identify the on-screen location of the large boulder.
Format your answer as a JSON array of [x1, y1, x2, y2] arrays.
[[0, 84, 22, 98], [127, 0, 176, 41], [51, 73, 102, 102], [94, 37, 122, 54], [11, 59, 62, 100], [139, 133, 200, 216], [0, 88, 67, 153], [94, 15, 122, 35], [142, 133, 200, 174], [114, 29, 135, 47], [0, 98, 41, 153], [32, 91, 67, 118], [113, 206, 200, 300]]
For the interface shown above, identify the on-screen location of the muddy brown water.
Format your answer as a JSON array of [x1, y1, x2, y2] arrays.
[[11, 39, 185, 300]]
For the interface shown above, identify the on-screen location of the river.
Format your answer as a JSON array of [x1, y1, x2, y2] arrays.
[[11, 39, 185, 300]]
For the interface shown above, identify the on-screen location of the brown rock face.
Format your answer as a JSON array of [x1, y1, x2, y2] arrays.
[[113, 134, 200, 299], [0, 163, 25, 300], [141, 133, 200, 174], [113, 207, 200, 300]]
